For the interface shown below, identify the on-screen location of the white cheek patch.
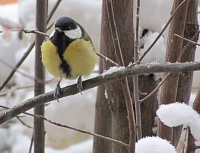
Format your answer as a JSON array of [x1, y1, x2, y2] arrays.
[[64, 25, 82, 39]]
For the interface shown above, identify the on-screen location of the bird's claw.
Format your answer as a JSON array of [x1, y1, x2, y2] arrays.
[[54, 82, 61, 102], [77, 76, 83, 95]]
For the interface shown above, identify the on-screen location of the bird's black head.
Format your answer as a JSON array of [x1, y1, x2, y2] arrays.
[[53, 16, 83, 39], [55, 16, 78, 31]]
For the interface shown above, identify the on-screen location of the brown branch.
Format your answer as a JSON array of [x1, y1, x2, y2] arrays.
[[96, 52, 119, 66], [133, 0, 142, 140], [174, 33, 200, 47], [0, 62, 200, 123], [22, 29, 49, 37]]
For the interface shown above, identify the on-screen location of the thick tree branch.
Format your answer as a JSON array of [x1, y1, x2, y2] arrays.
[[0, 62, 200, 124]]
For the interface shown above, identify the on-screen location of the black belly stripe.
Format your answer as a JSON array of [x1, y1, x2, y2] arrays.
[[50, 32, 74, 77]]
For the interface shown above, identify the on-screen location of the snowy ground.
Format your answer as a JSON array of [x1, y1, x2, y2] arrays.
[[0, 0, 200, 153]]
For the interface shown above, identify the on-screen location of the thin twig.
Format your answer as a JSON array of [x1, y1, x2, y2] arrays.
[[133, 0, 142, 140], [0, 58, 43, 84], [22, 29, 49, 37], [96, 52, 119, 66], [16, 116, 33, 129], [46, 0, 62, 24], [37, 115, 128, 148], [0, 57, 58, 86], [0, 105, 128, 148], [174, 33, 200, 46], [138, 0, 187, 63], [29, 133, 34, 153], [0, 29, 49, 37], [107, 0, 124, 66], [139, 73, 169, 103], [177, 31, 200, 62], [0, 41, 35, 91]]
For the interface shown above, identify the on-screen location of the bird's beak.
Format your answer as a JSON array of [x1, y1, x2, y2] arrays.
[[55, 27, 62, 33]]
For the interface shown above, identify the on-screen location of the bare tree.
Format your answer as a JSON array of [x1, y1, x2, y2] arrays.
[[158, 0, 190, 142], [34, 0, 47, 153], [93, 0, 135, 153], [174, 0, 199, 147]]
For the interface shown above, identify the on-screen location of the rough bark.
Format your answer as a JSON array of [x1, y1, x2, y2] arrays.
[[139, 75, 159, 137], [157, 0, 190, 142], [93, 0, 134, 153], [34, 0, 47, 153], [93, 59, 112, 152], [174, 0, 199, 147]]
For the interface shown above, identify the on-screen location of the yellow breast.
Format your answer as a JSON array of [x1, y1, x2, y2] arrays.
[[64, 39, 97, 79], [41, 38, 97, 79], [41, 39, 66, 78]]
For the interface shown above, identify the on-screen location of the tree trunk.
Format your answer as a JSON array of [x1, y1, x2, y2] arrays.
[[157, 0, 189, 142], [93, 0, 134, 153], [34, 0, 47, 153], [93, 59, 112, 153], [174, 0, 199, 147], [139, 75, 159, 137]]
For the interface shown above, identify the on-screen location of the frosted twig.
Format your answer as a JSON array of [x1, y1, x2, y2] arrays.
[[1, 62, 200, 124]]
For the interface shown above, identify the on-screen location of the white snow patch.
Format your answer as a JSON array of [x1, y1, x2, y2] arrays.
[[139, 0, 173, 33], [157, 102, 200, 140], [139, 31, 166, 64], [102, 66, 125, 76], [135, 136, 176, 153]]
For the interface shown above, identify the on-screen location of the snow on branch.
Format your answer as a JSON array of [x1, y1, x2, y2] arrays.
[[157, 102, 200, 140], [1, 62, 200, 124]]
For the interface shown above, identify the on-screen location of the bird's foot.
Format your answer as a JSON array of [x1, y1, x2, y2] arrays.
[[77, 76, 83, 95], [54, 79, 62, 102]]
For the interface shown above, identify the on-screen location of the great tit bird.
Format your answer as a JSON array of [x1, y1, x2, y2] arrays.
[[41, 16, 97, 99]]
